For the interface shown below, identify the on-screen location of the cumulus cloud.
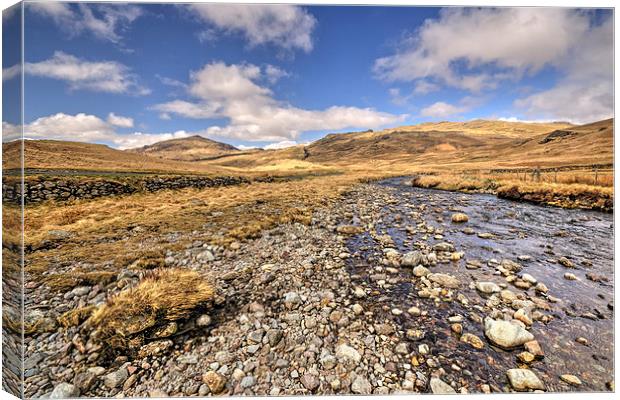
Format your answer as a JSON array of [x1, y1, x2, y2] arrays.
[[264, 140, 299, 150], [2, 113, 200, 149], [187, 4, 316, 52], [3, 64, 20, 81], [420, 102, 467, 118], [6, 51, 149, 95], [107, 113, 134, 128], [28, 3, 142, 45], [374, 8, 612, 122], [153, 61, 405, 142]]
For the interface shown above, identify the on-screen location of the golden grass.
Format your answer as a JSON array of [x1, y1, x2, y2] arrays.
[[24, 173, 383, 288], [58, 305, 97, 328], [88, 269, 214, 354], [412, 173, 613, 211]]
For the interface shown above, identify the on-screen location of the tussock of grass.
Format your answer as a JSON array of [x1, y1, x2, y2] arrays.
[[88, 269, 214, 355], [58, 305, 96, 328], [45, 271, 116, 291]]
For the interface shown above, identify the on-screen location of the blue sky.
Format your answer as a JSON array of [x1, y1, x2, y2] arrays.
[[2, 3, 613, 149]]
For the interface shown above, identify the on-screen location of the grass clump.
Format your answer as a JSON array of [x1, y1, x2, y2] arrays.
[[88, 268, 214, 356], [58, 305, 97, 328]]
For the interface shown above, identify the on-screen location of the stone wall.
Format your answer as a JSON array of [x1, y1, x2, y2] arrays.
[[2, 175, 250, 204]]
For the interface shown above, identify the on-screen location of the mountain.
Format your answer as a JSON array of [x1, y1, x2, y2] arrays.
[[127, 135, 240, 161]]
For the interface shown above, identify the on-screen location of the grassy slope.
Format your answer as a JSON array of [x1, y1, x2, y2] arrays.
[[126, 135, 241, 162]]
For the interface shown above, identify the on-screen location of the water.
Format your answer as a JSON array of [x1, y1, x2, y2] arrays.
[[343, 177, 613, 392]]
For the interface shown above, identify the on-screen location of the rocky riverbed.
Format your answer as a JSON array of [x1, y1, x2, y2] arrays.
[[22, 178, 614, 397]]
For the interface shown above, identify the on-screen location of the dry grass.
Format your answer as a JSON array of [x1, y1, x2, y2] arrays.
[[24, 173, 381, 288], [88, 269, 214, 354], [412, 173, 613, 211], [58, 305, 97, 328]]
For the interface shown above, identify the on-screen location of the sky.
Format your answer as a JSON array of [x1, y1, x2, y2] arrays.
[[1, 2, 614, 150]]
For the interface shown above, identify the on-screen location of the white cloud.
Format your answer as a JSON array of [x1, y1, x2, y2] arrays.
[[413, 80, 439, 95], [374, 8, 612, 122], [3, 64, 20, 81], [420, 102, 466, 118], [187, 4, 316, 52], [237, 144, 257, 150], [107, 113, 134, 128], [264, 65, 289, 84], [2, 112, 194, 149], [12, 113, 115, 142], [153, 61, 405, 142], [264, 140, 298, 150], [28, 3, 142, 44], [10, 51, 149, 95], [151, 100, 222, 120]]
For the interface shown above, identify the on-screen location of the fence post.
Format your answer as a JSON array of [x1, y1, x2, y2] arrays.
[[594, 167, 598, 185]]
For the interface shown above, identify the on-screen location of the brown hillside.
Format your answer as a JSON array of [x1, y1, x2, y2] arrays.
[[127, 135, 239, 161]]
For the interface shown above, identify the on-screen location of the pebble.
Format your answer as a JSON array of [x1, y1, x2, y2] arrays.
[[560, 374, 582, 386], [506, 368, 545, 391], [351, 376, 372, 394], [429, 377, 456, 394], [484, 318, 534, 349], [50, 383, 80, 399]]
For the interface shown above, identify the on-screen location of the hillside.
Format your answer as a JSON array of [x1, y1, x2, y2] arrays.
[[127, 135, 240, 161], [2, 140, 229, 175], [384, 119, 574, 138]]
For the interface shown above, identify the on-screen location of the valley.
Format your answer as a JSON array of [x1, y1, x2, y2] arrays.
[[2, 117, 614, 396]]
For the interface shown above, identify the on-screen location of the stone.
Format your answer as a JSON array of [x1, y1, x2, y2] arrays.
[[335, 343, 361, 365], [401, 251, 426, 267], [284, 292, 302, 308], [524, 341, 544, 358], [521, 274, 537, 284], [564, 273, 577, 280], [560, 374, 582, 386], [353, 287, 366, 298], [352, 304, 364, 315], [506, 368, 545, 391], [336, 225, 364, 234], [558, 257, 574, 268], [202, 371, 226, 394], [103, 367, 128, 389], [266, 329, 283, 347], [460, 333, 485, 349], [476, 281, 501, 294], [517, 351, 536, 363], [428, 273, 460, 288], [484, 318, 534, 349], [514, 309, 533, 326], [197, 314, 212, 327], [73, 371, 97, 392], [429, 378, 456, 394], [240, 376, 256, 389], [50, 383, 80, 399], [374, 323, 395, 335], [451, 213, 469, 223], [433, 242, 455, 252], [534, 283, 548, 294], [301, 373, 320, 391], [351, 376, 372, 394], [412, 265, 430, 277]]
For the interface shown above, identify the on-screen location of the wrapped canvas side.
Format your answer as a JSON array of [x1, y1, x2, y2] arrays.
[[2, 2, 24, 398]]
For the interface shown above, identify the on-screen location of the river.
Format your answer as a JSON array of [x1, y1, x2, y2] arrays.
[[342, 177, 613, 393]]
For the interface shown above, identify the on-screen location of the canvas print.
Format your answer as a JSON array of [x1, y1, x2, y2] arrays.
[[1, 1, 615, 398]]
